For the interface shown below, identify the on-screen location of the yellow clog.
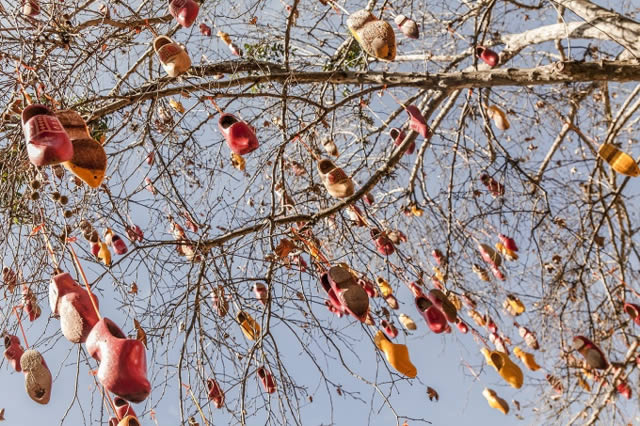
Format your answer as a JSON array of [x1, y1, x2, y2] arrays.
[[374, 331, 417, 378]]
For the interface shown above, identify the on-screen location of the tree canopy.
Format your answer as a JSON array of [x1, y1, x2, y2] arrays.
[[2, 0, 640, 424]]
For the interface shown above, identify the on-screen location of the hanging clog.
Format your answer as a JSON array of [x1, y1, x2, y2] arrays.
[[207, 378, 224, 408], [253, 283, 268, 305], [598, 144, 640, 177], [486, 105, 510, 130], [3, 334, 24, 372], [168, 0, 199, 28], [153, 36, 192, 78], [476, 46, 499, 67], [405, 105, 431, 139], [399, 313, 417, 330], [482, 348, 523, 389], [482, 388, 508, 415], [62, 137, 107, 188], [373, 331, 417, 378], [20, 349, 52, 404], [394, 15, 419, 39], [21, 285, 41, 322], [257, 366, 276, 393], [317, 159, 354, 198], [21, 105, 73, 166], [624, 302, 640, 325], [390, 128, 414, 155], [49, 272, 100, 343], [347, 10, 396, 61], [113, 396, 137, 419], [426, 289, 457, 323], [513, 346, 540, 371], [86, 318, 151, 402], [371, 228, 395, 255], [22, 0, 40, 16], [503, 294, 525, 316], [572, 336, 608, 370], [218, 114, 259, 155], [381, 319, 398, 339], [321, 266, 369, 322], [56, 109, 91, 140], [211, 286, 229, 317], [236, 311, 260, 341], [415, 295, 447, 333]]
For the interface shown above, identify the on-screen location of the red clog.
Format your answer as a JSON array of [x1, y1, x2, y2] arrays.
[[617, 380, 632, 399], [257, 366, 276, 393], [390, 128, 414, 155], [394, 15, 419, 39], [415, 295, 447, 333], [207, 378, 224, 408], [572, 336, 608, 370], [199, 23, 212, 36], [624, 303, 640, 326], [21, 105, 74, 166], [476, 46, 499, 67], [426, 289, 457, 323], [405, 105, 431, 139], [371, 228, 395, 255], [114, 396, 137, 419], [253, 283, 268, 305], [218, 114, 259, 155], [432, 249, 446, 266], [111, 416, 140, 426], [381, 319, 398, 339], [111, 235, 128, 255], [320, 274, 346, 315], [3, 333, 24, 372], [86, 318, 151, 402], [498, 234, 518, 252], [456, 319, 468, 334], [357, 277, 378, 298], [321, 266, 369, 322], [21, 285, 41, 322], [49, 272, 100, 343], [2, 267, 17, 292], [168, 0, 199, 28], [480, 174, 504, 197], [125, 225, 144, 242]]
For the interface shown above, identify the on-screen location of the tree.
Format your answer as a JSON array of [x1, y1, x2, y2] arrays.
[[1, 0, 640, 424]]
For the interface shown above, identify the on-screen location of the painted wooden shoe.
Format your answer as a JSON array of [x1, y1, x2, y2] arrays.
[[21, 285, 41, 322], [111, 416, 140, 426], [321, 266, 369, 322], [572, 336, 608, 370], [415, 295, 447, 333], [426, 289, 457, 323], [20, 349, 52, 404], [62, 138, 107, 188], [373, 331, 417, 378], [49, 272, 100, 343], [394, 15, 419, 39], [253, 283, 268, 305], [211, 285, 229, 317], [257, 366, 276, 393], [405, 105, 431, 139], [481, 348, 523, 389], [476, 46, 499, 67], [113, 396, 137, 419], [486, 105, 510, 130], [236, 311, 260, 341], [168, 0, 199, 28], [317, 159, 354, 198], [218, 113, 259, 155], [391, 127, 415, 154], [347, 10, 396, 61], [56, 109, 91, 140], [22, 0, 40, 16], [624, 302, 640, 325], [207, 378, 224, 408], [503, 294, 525, 316], [85, 318, 151, 402], [153, 36, 192, 78], [482, 388, 508, 415], [598, 144, 640, 177], [22, 105, 73, 166], [3, 333, 24, 372], [513, 346, 540, 371], [371, 228, 395, 255]]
